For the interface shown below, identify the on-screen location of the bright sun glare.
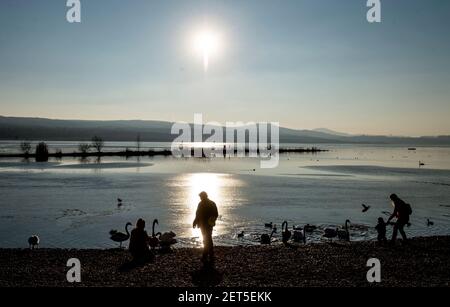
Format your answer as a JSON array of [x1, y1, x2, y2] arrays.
[[193, 28, 221, 72], [188, 173, 222, 239]]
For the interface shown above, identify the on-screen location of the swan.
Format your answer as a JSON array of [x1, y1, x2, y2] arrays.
[[28, 235, 40, 250], [293, 225, 303, 231], [419, 161, 425, 167], [427, 219, 434, 227], [337, 220, 351, 241], [323, 227, 338, 241], [260, 229, 276, 245], [237, 231, 244, 238], [264, 222, 273, 228], [159, 231, 177, 250], [109, 222, 132, 248], [292, 226, 306, 244], [304, 224, 317, 233], [281, 221, 291, 244], [149, 219, 161, 249]]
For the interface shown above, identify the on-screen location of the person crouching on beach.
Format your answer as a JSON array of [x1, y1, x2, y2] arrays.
[[375, 217, 387, 243], [193, 191, 219, 265], [129, 218, 153, 263]]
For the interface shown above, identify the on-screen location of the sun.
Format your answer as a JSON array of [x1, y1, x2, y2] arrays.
[[192, 28, 221, 72]]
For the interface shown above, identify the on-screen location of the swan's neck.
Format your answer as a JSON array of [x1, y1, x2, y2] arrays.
[[125, 224, 131, 236]]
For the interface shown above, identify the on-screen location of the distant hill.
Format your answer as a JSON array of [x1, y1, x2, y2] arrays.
[[313, 128, 353, 137], [0, 116, 449, 145]]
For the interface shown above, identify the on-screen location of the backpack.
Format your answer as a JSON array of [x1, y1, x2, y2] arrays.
[[405, 203, 413, 216]]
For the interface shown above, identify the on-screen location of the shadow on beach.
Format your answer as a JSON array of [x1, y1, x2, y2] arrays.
[[118, 257, 154, 273], [191, 263, 223, 287]]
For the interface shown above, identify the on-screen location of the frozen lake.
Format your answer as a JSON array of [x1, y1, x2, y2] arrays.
[[0, 143, 450, 248]]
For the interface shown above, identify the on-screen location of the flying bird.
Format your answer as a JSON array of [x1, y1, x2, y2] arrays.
[[361, 204, 371, 213]]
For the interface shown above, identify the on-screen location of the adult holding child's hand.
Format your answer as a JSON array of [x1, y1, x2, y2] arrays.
[[387, 194, 413, 244]]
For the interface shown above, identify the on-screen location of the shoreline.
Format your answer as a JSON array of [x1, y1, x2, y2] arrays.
[[0, 147, 328, 159], [1, 236, 449, 287]]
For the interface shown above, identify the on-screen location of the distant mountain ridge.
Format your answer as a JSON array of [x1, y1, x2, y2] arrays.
[[1, 116, 449, 145], [313, 128, 353, 137]]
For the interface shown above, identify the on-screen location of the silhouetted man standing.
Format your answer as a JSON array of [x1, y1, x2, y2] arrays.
[[193, 191, 218, 264]]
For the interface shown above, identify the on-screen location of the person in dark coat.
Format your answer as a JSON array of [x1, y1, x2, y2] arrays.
[[193, 191, 219, 264], [129, 218, 153, 263], [387, 194, 411, 243]]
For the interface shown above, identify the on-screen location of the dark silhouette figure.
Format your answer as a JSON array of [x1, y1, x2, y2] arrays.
[[149, 219, 161, 250], [28, 235, 40, 249], [281, 221, 292, 244], [35, 142, 49, 162], [128, 219, 153, 263], [109, 222, 132, 248], [304, 224, 317, 233], [375, 217, 387, 243], [193, 191, 218, 265], [387, 194, 412, 243], [338, 219, 351, 241], [361, 204, 371, 213], [260, 229, 276, 244]]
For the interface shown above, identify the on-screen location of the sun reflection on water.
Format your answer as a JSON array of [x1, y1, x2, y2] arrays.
[[187, 173, 226, 240], [168, 172, 243, 247]]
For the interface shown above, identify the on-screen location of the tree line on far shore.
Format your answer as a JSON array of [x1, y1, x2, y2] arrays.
[[19, 136, 111, 162]]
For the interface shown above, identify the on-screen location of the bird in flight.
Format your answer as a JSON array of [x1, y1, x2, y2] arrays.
[[361, 204, 371, 213]]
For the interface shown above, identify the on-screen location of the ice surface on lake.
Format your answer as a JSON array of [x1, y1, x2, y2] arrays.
[[0, 144, 449, 248]]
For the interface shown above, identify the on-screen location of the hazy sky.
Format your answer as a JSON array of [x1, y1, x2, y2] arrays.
[[1, 0, 449, 136]]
